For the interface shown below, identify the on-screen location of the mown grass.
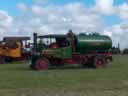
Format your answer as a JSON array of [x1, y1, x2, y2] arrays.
[[0, 55, 128, 96]]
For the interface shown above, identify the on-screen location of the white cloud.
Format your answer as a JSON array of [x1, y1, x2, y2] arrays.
[[119, 3, 128, 20], [95, 0, 116, 15], [29, 3, 104, 34], [0, 10, 13, 40], [103, 30, 112, 37], [0, 10, 13, 28], [17, 3, 27, 12], [104, 23, 128, 49], [31, 5, 44, 16]]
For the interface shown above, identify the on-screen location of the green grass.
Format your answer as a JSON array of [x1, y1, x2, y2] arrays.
[[0, 55, 128, 96]]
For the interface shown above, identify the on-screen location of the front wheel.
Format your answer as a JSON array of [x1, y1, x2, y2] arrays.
[[93, 56, 106, 69], [35, 58, 49, 70]]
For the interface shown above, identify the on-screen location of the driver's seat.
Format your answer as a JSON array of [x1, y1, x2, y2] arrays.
[[50, 43, 59, 48]]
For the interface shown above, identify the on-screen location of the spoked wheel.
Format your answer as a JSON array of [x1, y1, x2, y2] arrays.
[[35, 58, 49, 70], [93, 56, 106, 69]]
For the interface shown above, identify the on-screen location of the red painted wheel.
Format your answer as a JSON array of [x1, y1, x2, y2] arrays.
[[35, 58, 49, 70], [94, 56, 106, 69]]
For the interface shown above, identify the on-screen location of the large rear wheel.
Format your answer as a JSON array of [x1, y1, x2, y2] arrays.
[[93, 56, 106, 69], [35, 58, 49, 70]]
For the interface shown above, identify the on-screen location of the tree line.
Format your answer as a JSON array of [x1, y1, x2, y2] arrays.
[[111, 47, 128, 54]]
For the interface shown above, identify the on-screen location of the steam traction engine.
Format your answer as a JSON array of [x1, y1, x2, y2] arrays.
[[30, 31, 112, 70]]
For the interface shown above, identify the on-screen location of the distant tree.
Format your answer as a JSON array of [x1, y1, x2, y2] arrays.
[[111, 47, 121, 54], [123, 48, 128, 54]]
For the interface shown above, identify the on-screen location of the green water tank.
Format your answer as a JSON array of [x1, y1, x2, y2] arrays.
[[76, 33, 112, 53]]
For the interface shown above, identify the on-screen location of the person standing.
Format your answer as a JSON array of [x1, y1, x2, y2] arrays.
[[67, 30, 76, 52]]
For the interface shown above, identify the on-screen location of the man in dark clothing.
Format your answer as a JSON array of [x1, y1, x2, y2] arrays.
[[67, 30, 76, 52]]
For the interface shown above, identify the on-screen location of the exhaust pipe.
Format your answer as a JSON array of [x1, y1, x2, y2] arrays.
[[33, 33, 37, 50]]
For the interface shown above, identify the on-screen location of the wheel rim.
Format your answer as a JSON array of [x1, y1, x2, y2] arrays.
[[36, 59, 48, 70], [96, 59, 104, 68]]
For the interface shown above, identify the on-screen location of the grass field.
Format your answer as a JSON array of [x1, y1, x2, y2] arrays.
[[0, 55, 128, 96]]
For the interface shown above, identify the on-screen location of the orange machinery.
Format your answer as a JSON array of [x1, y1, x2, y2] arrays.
[[0, 37, 31, 64]]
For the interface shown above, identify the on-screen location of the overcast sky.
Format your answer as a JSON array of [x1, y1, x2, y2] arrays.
[[0, 0, 128, 49]]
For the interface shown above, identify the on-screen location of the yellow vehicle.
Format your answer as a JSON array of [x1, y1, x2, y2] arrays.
[[0, 37, 31, 64]]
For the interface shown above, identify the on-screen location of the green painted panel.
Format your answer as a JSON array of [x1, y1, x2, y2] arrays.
[[42, 45, 72, 59]]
